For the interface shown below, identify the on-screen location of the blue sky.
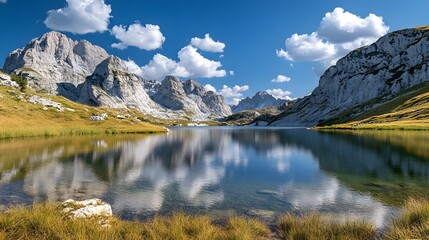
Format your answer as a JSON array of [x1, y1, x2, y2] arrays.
[[1, 0, 429, 104]]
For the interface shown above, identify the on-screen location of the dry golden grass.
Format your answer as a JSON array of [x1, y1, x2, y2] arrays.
[[2, 199, 429, 239], [278, 213, 376, 240], [0, 86, 166, 139], [0, 204, 271, 240], [385, 198, 429, 239]]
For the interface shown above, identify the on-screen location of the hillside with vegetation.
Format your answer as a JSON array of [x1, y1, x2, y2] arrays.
[[318, 81, 429, 129], [0, 72, 166, 139]]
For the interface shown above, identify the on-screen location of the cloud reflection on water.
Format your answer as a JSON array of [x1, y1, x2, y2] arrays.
[[2, 128, 428, 226]]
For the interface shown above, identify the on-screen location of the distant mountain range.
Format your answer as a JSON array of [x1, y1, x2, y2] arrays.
[[3, 27, 429, 127], [232, 91, 288, 112], [3, 31, 231, 120]]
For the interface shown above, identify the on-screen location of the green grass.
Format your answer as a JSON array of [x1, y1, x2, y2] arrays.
[[318, 81, 429, 130], [0, 85, 166, 139], [2, 198, 429, 239]]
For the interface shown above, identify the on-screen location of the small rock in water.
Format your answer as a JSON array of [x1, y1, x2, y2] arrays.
[[247, 209, 275, 219], [61, 198, 112, 219], [256, 189, 280, 196]]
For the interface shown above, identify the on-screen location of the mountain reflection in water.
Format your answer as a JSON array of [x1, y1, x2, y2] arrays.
[[1, 127, 428, 227]]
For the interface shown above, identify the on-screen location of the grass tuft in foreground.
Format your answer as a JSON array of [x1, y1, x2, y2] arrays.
[[0, 203, 271, 240], [2, 198, 429, 239], [385, 198, 429, 239], [278, 213, 376, 240]]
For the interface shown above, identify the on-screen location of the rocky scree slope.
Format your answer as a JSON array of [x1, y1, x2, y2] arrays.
[[3, 32, 231, 120], [272, 27, 429, 127], [78, 56, 163, 116], [152, 76, 232, 118]]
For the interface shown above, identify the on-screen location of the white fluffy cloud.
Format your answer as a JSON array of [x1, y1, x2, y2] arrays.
[[277, 32, 336, 62], [204, 84, 217, 93], [204, 84, 249, 105], [127, 54, 188, 80], [178, 45, 226, 78], [271, 74, 291, 83], [44, 0, 112, 34], [191, 34, 225, 52], [0, 0, 7, 3], [127, 45, 226, 80], [266, 89, 292, 100], [111, 23, 165, 50], [277, 7, 389, 67], [229, 70, 235, 76], [318, 7, 389, 44]]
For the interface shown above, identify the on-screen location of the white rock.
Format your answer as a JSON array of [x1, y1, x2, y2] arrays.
[[28, 95, 64, 111], [62, 198, 112, 219], [90, 113, 108, 121], [0, 73, 20, 88]]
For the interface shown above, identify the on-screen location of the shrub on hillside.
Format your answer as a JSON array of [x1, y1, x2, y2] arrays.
[[11, 74, 27, 92]]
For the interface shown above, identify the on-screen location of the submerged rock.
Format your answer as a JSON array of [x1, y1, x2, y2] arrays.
[[247, 209, 275, 219], [62, 198, 112, 219], [256, 189, 281, 196]]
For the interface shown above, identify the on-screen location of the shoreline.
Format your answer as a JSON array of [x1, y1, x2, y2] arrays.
[[0, 198, 427, 239], [0, 127, 168, 140]]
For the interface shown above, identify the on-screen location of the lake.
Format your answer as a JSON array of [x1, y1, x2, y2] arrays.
[[1, 127, 428, 227]]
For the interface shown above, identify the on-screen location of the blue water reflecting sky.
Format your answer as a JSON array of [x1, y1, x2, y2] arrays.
[[2, 128, 429, 226]]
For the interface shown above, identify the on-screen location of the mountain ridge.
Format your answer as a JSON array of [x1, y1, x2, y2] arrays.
[[272, 27, 429, 127], [3, 31, 232, 120], [232, 91, 287, 112]]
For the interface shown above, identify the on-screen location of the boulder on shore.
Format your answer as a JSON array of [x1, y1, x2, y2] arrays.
[[61, 198, 112, 219]]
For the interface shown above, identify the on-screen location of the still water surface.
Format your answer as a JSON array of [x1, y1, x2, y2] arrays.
[[1, 127, 429, 227]]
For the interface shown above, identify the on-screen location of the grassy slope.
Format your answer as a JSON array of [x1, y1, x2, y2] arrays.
[[0, 85, 166, 138], [318, 81, 429, 129]]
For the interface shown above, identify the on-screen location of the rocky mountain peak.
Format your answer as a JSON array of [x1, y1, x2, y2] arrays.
[[92, 56, 129, 76], [233, 91, 287, 112], [157, 75, 186, 97], [78, 55, 161, 114], [255, 91, 269, 96], [183, 79, 206, 96], [2, 32, 232, 121], [272, 27, 429, 127], [151, 76, 231, 117], [3, 31, 109, 100]]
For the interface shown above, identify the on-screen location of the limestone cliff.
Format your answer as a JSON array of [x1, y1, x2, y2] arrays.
[[272, 27, 429, 127]]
